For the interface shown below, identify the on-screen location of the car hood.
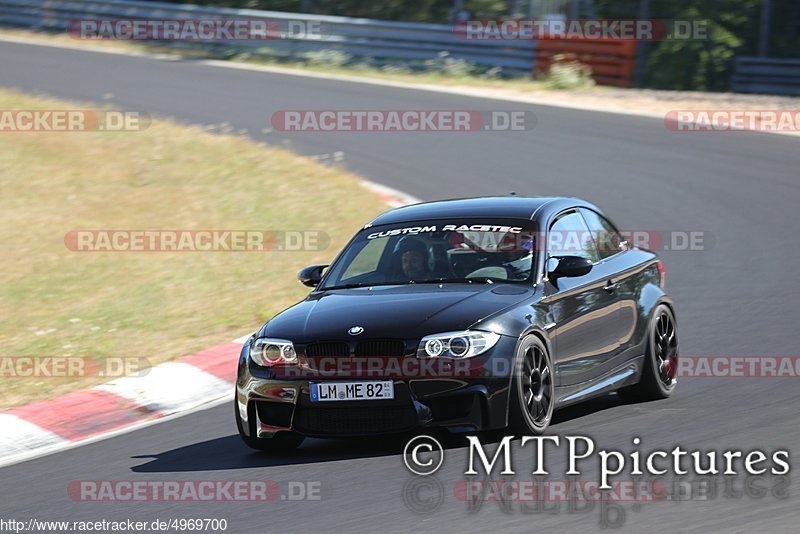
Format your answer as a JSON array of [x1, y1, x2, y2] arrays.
[[258, 284, 534, 342]]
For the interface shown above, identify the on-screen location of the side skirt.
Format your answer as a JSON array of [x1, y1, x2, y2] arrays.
[[554, 355, 644, 409]]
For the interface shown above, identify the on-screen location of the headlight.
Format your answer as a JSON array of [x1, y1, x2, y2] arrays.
[[416, 331, 500, 359], [250, 338, 297, 366]]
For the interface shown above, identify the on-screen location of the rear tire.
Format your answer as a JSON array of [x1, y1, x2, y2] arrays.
[[508, 336, 554, 435], [235, 399, 304, 451], [617, 304, 678, 402]]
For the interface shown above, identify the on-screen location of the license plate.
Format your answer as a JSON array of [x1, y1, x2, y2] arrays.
[[310, 381, 394, 402]]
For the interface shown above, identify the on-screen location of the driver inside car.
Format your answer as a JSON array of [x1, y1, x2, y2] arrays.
[[392, 236, 432, 281], [501, 231, 534, 278]]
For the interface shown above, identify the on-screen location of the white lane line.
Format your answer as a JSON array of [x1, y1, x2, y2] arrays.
[[0, 414, 67, 458], [4, 34, 797, 139], [94, 362, 232, 415], [196, 61, 800, 139]]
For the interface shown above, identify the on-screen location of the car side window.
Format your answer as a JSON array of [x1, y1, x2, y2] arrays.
[[549, 210, 599, 263], [579, 209, 627, 260]]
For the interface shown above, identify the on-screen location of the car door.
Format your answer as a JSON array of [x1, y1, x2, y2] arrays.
[[543, 210, 622, 386], [579, 208, 640, 363]]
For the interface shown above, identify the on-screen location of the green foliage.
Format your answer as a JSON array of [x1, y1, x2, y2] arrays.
[[642, 21, 742, 91], [592, 0, 796, 91], [424, 51, 473, 76], [637, 2, 755, 90], [304, 49, 351, 66]]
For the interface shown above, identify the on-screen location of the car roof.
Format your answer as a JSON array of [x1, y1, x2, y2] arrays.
[[368, 196, 596, 226]]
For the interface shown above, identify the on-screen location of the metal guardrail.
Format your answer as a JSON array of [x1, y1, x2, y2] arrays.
[[732, 56, 800, 96], [0, 0, 537, 76]]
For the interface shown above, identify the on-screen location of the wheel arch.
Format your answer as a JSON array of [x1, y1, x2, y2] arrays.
[[639, 283, 675, 324], [503, 326, 554, 408], [517, 326, 554, 363]]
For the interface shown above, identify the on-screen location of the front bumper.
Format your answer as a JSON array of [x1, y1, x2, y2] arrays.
[[235, 335, 518, 439]]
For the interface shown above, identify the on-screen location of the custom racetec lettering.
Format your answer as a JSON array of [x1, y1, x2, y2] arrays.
[[367, 225, 437, 239], [442, 224, 522, 233], [366, 223, 522, 239]]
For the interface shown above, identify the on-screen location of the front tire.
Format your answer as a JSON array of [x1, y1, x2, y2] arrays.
[[617, 304, 678, 402], [508, 336, 554, 435], [234, 399, 304, 452]]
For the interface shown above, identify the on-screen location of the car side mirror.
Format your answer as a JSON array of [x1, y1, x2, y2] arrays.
[[298, 264, 328, 287], [548, 256, 593, 279]]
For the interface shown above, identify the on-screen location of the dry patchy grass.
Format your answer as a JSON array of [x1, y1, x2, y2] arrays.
[[0, 87, 387, 408]]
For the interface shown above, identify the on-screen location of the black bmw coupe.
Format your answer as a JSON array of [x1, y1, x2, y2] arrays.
[[235, 196, 677, 450]]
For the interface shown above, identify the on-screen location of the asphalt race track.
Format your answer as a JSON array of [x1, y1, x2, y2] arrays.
[[2, 41, 799, 532]]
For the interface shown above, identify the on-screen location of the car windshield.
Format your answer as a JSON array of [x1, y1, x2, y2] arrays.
[[320, 219, 536, 289]]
